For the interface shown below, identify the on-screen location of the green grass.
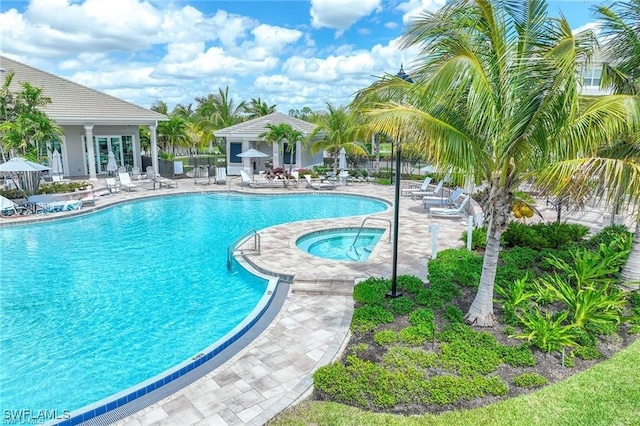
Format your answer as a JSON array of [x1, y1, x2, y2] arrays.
[[269, 339, 640, 425]]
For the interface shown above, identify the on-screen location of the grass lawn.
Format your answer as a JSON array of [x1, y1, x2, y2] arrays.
[[270, 338, 640, 425]]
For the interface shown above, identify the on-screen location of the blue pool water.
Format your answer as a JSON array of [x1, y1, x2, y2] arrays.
[[297, 228, 385, 261], [0, 193, 387, 414]]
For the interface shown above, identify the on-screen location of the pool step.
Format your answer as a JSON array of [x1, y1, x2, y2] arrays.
[[292, 278, 355, 296]]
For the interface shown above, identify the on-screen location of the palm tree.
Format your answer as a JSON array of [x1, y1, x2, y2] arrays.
[[536, 0, 640, 290], [284, 128, 304, 175], [157, 116, 187, 154], [259, 123, 290, 168], [244, 97, 276, 119], [355, 0, 640, 326], [196, 87, 247, 152], [308, 104, 368, 175]]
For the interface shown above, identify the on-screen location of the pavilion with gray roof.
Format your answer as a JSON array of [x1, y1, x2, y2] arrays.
[[0, 55, 167, 180], [214, 112, 322, 175]]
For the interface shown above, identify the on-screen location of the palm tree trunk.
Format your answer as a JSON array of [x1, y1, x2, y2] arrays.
[[465, 227, 501, 326], [620, 215, 640, 291], [465, 183, 513, 327]]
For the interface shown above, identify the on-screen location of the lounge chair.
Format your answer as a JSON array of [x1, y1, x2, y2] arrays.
[[27, 194, 82, 213], [52, 174, 71, 183], [401, 176, 432, 197], [106, 178, 121, 194], [118, 172, 139, 191], [0, 195, 31, 217], [304, 175, 336, 190], [240, 170, 273, 188], [215, 167, 227, 184], [147, 168, 177, 189], [289, 171, 300, 188], [423, 187, 464, 209], [428, 195, 470, 218], [131, 166, 143, 180], [411, 179, 444, 200]]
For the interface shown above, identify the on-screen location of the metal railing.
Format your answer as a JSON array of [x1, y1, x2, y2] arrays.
[[227, 230, 261, 270], [349, 217, 392, 254]]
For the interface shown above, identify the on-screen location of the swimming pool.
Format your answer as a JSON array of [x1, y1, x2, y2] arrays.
[[0, 193, 387, 417], [296, 227, 386, 261]]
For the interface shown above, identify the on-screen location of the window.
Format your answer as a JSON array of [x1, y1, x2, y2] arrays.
[[581, 66, 602, 87], [283, 142, 296, 165], [229, 142, 242, 163]]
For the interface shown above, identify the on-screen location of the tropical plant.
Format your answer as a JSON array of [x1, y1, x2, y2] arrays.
[[537, 274, 627, 328], [195, 86, 247, 144], [495, 275, 536, 325], [244, 97, 276, 119], [308, 104, 368, 175], [354, 0, 640, 325], [515, 310, 579, 353], [259, 123, 291, 169]]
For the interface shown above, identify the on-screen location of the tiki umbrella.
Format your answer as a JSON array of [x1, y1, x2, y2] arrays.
[[0, 157, 50, 196]]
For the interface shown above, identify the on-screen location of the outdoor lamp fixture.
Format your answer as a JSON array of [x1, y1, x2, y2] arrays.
[[387, 136, 402, 298]]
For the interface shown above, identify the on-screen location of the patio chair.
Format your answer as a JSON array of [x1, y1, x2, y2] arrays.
[[240, 170, 273, 188], [401, 176, 432, 197], [52, 175, 71, 184], [215, 167, 227, 184], [194, 166, 211, 185], [0, 195, 32, 217], [423, 187, 464, 209], [131, 166, 143, 180], [106, 178, 121, 194], [118, 172, 139, 192], [146, 168, 177, 189], [428, 195, 470, 218], [411, 179, 444, 200], [304, 175, 336, 190]]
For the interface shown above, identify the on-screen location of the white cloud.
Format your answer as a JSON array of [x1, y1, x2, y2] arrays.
[[396, 0, 447, 24], [310, 0, 382, 31]]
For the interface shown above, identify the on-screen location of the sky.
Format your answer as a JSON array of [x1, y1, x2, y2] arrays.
[[0, 0, 607, 114]]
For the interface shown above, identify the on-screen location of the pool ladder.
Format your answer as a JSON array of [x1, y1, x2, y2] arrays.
[[348, 217, 392, 259], [227, 230, 261, 270]]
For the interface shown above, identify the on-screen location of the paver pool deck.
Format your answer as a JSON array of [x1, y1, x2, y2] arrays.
[[1, 176, 633, 426]]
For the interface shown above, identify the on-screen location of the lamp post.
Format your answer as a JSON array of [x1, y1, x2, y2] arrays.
[[387, 137, 402, 298]]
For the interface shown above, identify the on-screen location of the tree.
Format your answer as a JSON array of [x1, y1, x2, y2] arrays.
[[355, 0, 640, 325], [259, 123, 290, 169], [536, 0, 640, 290], [244, 97, 276, 119], [308, 104, 368, 175], [0, 76, 62, 161], [196, 87, 246, 152]]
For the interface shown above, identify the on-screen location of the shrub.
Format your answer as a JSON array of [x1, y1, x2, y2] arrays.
[[425, 375, 508, 405], [353, 277, 390, 305], [460, 227, 487, 250], [351, 305, 394, 333], [495, 275, 535, 325], [428, 248, 482, 287], [513, 373, 548, 388], [439, 339, 503, 375], [409, 308, 436, 328], [397, 275, 425, 294], [586, 225, 631, 250], [503, 221, 589, 249], [443, 305, 465, 324], [350, 343, 369, 354], [374, 329, 398, 346], [415, 281, 461, 309], [313, 362, 364, 406], [573, 345, 602, 360], [500, 344, 536, 367], [386, 296, 414, 315], [382, 347, 437, 370], [499, 246, 540, 270], [399, 326, 431, 345]]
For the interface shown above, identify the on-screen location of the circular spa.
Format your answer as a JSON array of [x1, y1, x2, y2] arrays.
[[0, 192, 387, 422], [297, 227, 387, 261]]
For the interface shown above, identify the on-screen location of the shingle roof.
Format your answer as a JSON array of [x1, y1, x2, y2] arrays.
[[214, 112, 316, 138], [0, 55, 167, 125]]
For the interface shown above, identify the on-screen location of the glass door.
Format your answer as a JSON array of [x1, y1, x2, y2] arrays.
[[96, 137, 109, 174]]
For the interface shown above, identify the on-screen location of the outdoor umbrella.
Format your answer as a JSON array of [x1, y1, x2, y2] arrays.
[[0, 157, 50, 196], [51, 149, 64, 176], [339, 147, 347, 170], [237, 148, 271, 172], [106, 151, 118, 175]]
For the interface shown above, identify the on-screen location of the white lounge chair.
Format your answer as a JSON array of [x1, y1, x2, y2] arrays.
[[27, 194, 82, 213], [215, 167, 227, 184], [147, 168, 177, 189], [423, 187, 464, 209], [194, 166, 211, 185], [52, 174, 71, 183], [428, 195, 470, 218], [106, 178, 121, 194], [240, 170, 273, 188], [304, 175, 336, 190], [401, 176, 432, 197], [118, 172, 139, 191], [0, 195, 31, 217], [411, 179, 444, 199]]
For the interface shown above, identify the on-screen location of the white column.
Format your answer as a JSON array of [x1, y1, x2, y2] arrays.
[[149, 123, 159, 174], [84, 124, 97, 181]]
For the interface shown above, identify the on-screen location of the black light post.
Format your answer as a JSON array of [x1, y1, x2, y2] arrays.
[[387, 138, 402, 298]]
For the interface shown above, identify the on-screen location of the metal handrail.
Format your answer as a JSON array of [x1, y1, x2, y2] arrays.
[[227, 229, 260, 270], [349, 217, 392, 254]]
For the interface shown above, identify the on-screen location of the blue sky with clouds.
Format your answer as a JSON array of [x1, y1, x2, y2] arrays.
[[0, 0, 606, 114]]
